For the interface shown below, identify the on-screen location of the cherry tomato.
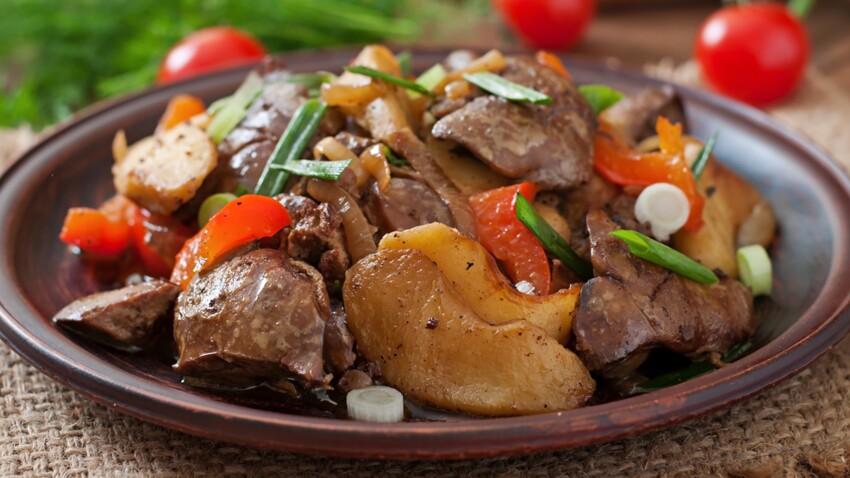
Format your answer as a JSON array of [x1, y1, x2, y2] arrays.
[[492, 0, 596, 50], [695, 4, 809, 106], [157, 26, 267, 84]]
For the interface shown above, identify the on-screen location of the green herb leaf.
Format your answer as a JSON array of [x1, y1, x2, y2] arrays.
[[271, 159, 352, 181], [344, 65, 435, 97], [254, 99, 328, 196], [515, 192, 593, 280], [463, 72, 553, 105], [207, 72, 265, 143], [384, 146, 409, 168], [691, 132, 719, 180], [633, 341, 753, 393], [610, 229, 719, 284], [409, 64, 447, 99], [396, 50, 412, 78], [578, 84, 624, 115]]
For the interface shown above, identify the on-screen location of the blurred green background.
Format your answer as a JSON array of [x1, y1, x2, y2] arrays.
[[0, 0, 490, 129]]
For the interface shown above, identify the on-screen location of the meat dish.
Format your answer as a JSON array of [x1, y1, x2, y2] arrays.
[[53, 46, 777, 420]]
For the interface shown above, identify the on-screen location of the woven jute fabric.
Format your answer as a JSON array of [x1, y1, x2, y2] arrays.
[[1, 65, 848, 477]]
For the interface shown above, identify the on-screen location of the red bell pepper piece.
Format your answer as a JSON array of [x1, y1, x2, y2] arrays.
[[593, 117, 704, 232], [535, 50, 571, 80], [469, 182, 551, 295], [170, 194, 292, 288], [59, 208, 131, 256], [157, 94, 206, 132], [130, 207, 194, 278]]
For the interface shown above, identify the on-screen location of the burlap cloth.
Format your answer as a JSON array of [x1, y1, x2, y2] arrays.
[[1, 63, 848, 477]]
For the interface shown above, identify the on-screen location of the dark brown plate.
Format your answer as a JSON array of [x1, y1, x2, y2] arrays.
[[1, 48, 849, 460]]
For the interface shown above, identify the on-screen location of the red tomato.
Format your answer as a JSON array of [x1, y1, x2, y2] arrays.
[[157, 26, 267, 84], [695, 4, 809, 106], [470, 182, 551, 295], [492, 0, 596, 50]]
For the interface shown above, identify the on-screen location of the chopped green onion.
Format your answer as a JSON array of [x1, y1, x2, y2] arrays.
[[206, 72, 264, 143], [633, 341, 753, 393], [206, 96, 230, 116], [577, 84, 624, 115], [197, 193, 237, 227], [515, 192, 593, 280], [409, 64, 447, 99], [737, 244, 773, 296], [270, 159, 352, 181], [384, 146, 409, 168], [788, 0, 815, 18], [344, 65, 435, 97], [284, 72, 337, 97], [610, 229, 719, 285], [254, 99, 328, 197], [347, 385, 404, 423], [691, 132, 719, 180], [397, 50, 412, 78], [463, 72, 553, 105]]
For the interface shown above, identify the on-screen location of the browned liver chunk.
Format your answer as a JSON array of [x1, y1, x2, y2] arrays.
[[573, 211, 755, 377], [53, 280, 179, 351], [173, 248, 329, 387], [432, 56, 596, 190]]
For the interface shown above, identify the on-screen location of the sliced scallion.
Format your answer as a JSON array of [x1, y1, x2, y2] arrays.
[[515, 192, 593, 280], [691, 132, 719, 180], [737, 244, 772, 296], [254, 99, 328, 196], [206, 72, 264, 143], [397, 50, 412, 78], [577, 84, 624, 115], [409, 64, 447, 99], [610, 229, 719, 285], [270, 159, 352, 181], [384, 146, 409, 168], [344, 65, 435, 97], [633, 341, 753, 393], [284, 72, 337, 97], [463, 72, 553, 105], [198, 193, 237, 227], [347, 385, 404, 423]]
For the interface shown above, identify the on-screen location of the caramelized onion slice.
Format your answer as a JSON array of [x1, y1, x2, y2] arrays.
[[359, 144, 391, 191], [313, 137, 369, 188], [306, 179, 377, 262]]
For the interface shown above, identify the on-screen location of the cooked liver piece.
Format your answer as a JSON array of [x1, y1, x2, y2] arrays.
[[53, 280, 179, 351], [600, 86, 686, 144], [217, 69, 342, 193], [573, 211, 755, 376], [276, 194, 350, 283], [323, 303, 356, 374], [173, 249, 330, 387], [431, 56, 596, 190], [363, 177, 453, 235]]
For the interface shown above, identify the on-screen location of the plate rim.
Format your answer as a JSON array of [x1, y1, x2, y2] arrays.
[[1, 46, 850, 460]]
